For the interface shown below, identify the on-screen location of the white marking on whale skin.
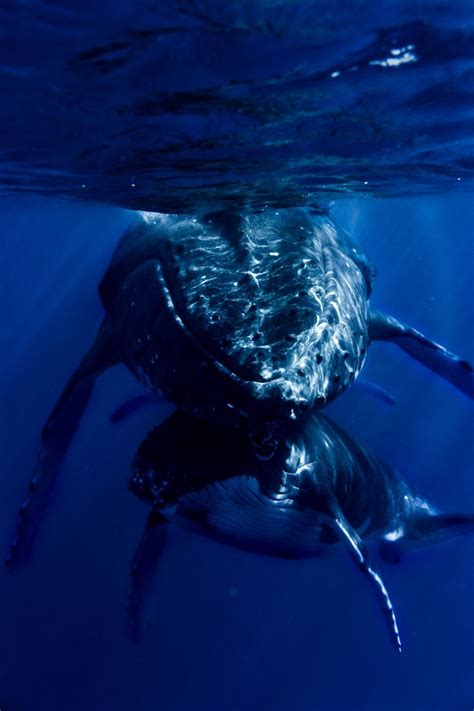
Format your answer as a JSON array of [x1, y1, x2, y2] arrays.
[[385, 527, 404, 542], [139, 210, 161, 224], [367, 567, 402, 653]]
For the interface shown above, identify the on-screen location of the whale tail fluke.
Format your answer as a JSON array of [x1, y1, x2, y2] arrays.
[[369, 309, 474, 400], [380, 512, 474, 564], [5, 317, 119, 570]]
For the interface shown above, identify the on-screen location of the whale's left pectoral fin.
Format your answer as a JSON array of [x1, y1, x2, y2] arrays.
[[6, 317, 120, 570], [320, 491, 402, 653], [127, 507, 169, 640], [368, 309, 474, 400], [380, 512, 474, 563]]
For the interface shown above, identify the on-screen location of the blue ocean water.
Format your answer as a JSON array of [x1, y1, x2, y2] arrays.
[[0, 3, 473, 710]]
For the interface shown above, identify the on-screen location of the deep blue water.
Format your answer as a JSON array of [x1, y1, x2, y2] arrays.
[[0, 2, 473, 710], [0, 194, 472, 711]]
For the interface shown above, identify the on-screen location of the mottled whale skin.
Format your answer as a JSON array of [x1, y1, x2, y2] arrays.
[[128, 410, 474, 651], [7, 207, 473, 567], [101, 208, 373, 445], [82, 208, 474, 443]]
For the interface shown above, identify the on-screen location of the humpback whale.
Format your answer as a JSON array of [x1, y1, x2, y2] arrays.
[[127, 409, 474, 652], [6, 207, 473, 567]]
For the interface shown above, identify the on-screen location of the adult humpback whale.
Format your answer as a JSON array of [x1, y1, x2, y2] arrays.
[[6, 207, 474, 567], [127, 409, 474, 651]]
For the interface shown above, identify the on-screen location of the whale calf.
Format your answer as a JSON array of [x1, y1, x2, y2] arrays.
[[7, 208, 473, 567], [128, 409, 474, 651]]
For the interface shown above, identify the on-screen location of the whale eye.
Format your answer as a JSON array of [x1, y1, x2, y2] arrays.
[[316, 354, 323, 364]]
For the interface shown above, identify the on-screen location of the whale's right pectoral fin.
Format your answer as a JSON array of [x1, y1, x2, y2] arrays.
[[5, 316, 119, 570], [380, 512, 474, 563], [315, 486, 402, 653], [127, 507, 169, 640], [368, 309, 474, 400]]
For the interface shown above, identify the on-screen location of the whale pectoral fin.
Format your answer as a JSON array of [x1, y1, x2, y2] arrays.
[[368, 309, 474, 400], [320, 492, 402, 653], [380, 513, 474, 563], [110, 392, 165, 423], [127, 507, 169, 640], [5, 317, 119, 570], [352, 379, 396, 407]]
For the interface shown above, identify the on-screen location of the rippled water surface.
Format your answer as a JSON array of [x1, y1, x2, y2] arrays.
[[1, 0, 474, 210]]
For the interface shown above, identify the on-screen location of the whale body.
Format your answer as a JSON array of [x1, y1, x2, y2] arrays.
[[7, 208, 473, 568], [128, 409, 474, 651]]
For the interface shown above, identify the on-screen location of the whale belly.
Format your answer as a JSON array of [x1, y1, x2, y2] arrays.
[[176, 476, 326, 558]]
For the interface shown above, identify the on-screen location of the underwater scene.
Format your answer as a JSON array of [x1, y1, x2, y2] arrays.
[[0, 2, 473, 710]]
